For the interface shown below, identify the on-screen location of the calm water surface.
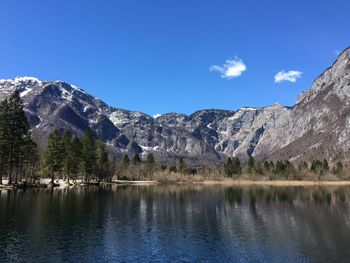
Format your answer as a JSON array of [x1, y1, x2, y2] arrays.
[[1, 184, 350, 262]]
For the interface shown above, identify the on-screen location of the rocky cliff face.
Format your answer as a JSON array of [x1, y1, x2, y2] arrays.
[[1, 48, 349, 164], [263, 48, 350, 163]]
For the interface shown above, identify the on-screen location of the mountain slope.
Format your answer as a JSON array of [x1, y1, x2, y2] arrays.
[[1, 48, 349, 164], [261, 48, 350, 163]]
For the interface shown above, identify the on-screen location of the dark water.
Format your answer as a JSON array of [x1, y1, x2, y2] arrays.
[[1, 185, 350, 263]]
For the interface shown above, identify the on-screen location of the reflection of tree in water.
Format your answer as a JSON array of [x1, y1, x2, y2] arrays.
[[234, 186, 350, 206], [334, 187, 347, 203], [312, 188, 332, 205], [248, 188, 265, 205], [225, 187, 243, 205], [2, 185, 350, 262]]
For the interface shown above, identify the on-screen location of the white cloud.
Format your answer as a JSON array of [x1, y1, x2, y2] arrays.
[[210, 57, 246, 79], [153, 113, 162, 119], [274, 70, 302, 83]]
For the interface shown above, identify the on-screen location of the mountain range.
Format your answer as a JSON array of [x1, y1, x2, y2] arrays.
[[1, 48, 349, 165]]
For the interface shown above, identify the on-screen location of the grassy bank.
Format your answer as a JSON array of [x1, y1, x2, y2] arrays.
[[196, 179, 350, 186], [2, 171, 350, 189]]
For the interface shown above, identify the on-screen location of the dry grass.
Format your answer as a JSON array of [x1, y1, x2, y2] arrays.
[[153, 171, 224, 183], [150, 171, 350, 186], [197, 179, 350, 186]]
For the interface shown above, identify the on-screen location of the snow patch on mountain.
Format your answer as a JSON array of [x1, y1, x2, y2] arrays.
[[20, 88, 33, 97]]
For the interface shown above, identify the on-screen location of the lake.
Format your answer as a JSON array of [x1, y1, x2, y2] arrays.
[[1, 184, 350, 262]]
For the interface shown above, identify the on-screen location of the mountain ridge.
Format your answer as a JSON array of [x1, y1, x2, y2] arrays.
[[1, 47, 349, 164]]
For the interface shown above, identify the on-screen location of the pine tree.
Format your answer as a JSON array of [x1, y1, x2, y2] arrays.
[[81, 129, 96, 182], [274, 160, 286, 174], [225, 157, 241, 177], [0, 99, 10, 184], [42, 130, 64, 183], [132, 154, 141, 165], [120, 154, 130, 179], [247, 157, 255, 174], [263, 160, 270, 172], [123, 154, 130, 168], [255, 161, 264, 175], [7, 91, 31, 184], [70, 137, 83, 180], [145, 153, 155, 177], [62, 131, 81, 184], [179, 157, 186, 173], [333, 161, 343, 175], [21, 137, 39, 182], [232, 157, 241, 175], [96, 139, 109, 182], [122, 154, 130, 168], [225, 158, 233, 177], [311, 160, 324, 175], [323, 159, 329, 172]]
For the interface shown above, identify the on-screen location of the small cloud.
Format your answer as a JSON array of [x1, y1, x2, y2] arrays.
[[274, 70, 302, 83], [210, 57, 246, 79], [153, 113, 162, 119]]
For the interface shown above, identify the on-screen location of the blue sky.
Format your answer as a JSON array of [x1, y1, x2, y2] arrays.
[[0, 0, 349, 116]]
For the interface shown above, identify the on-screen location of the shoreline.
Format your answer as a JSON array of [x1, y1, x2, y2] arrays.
[[195, 179, 350, 186], [2, 179, 350, 189]]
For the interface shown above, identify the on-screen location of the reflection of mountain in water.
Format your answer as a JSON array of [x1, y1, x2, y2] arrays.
[[0, 185, 350, 262]]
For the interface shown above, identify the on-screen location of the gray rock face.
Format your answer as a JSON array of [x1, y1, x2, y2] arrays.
[[264, 48, 350, 163], [0, 47, 350, 164]]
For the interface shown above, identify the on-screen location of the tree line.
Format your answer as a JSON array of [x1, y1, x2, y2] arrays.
[[223, 157, 345, 179], [115, 155, 197, 181], [0, 91, 198, 185], [0, 90, 348, 185], [0, 91, 114, 185], [42, 129, 113, 184]]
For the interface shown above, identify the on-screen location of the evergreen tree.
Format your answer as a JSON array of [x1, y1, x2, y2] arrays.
[[274, 160, 286, 174], [255, 161, 264, 175], [62, 131, 82, 184], [81, 129, 96, 181], [322, 159, 329, 172], [42, 130, 64, 183], [62, 131, 72, 182], [70, 137, 82, 180], [310, 160, 317, 173], [119, 154, 130, 179], [7, 91, 31, 184], [122, 154, 130, 168], [96, 139, 109, 182], [311, 160, 324, 175], [179, 157, 186, 173], [145, 153, 155, 177], [332, 161, 343, 175], [132, 154, 141, 165], [0, 94, 39, 184], [225, 157, 241, 177], [263, 160, 271, 172], [225, 158, 233, 177], [0, 99, 10, 184], [232, 157, 240, 175], [21, 137, 39, 182], [161, 164, 167, 171], [247, 157, 255, 174]]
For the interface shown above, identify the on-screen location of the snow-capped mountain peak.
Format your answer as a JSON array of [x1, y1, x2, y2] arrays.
[[0, 46, 350, 164]]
